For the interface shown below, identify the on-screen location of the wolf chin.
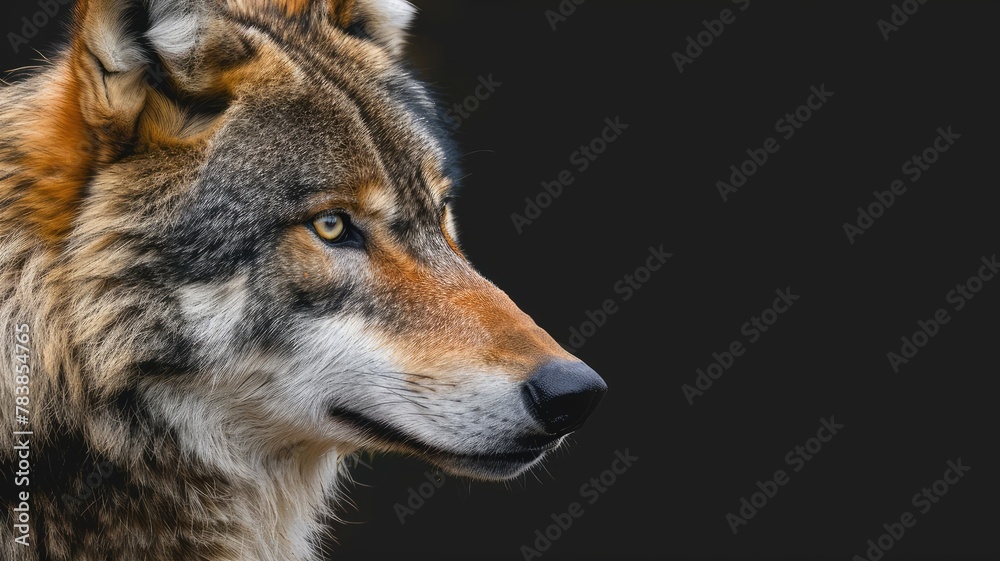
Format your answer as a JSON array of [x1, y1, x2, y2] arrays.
[[0, 1, 606, 559]]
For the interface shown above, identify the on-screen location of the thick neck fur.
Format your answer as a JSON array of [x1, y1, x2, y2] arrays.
[[1, 400, 344, 561], [0, 338, 345, 561]]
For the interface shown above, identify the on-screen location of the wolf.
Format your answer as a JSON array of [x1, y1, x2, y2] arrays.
[[0, 1, 606, 559]]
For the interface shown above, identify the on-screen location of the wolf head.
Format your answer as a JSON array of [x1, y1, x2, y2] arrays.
[[5, 0, 606, 482]]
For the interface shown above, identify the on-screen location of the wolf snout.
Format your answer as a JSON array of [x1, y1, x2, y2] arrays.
[[521, 360, 607, 436]]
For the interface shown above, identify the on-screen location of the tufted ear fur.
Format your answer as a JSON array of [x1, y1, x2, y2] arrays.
[[69, 0, 415, 152], [69, 0, 252, 156]]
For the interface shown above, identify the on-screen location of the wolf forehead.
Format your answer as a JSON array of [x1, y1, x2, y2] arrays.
[[166, 78, 458, 243]]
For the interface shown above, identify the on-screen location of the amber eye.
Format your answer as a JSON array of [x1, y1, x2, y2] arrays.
[[312, 211, 349, 243]]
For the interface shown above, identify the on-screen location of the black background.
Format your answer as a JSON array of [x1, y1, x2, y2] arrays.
[[2, 1, 998, 560]]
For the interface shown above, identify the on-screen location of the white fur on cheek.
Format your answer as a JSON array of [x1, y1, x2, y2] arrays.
[[175, 275, 249, 366], [280, 316, 535, 458]]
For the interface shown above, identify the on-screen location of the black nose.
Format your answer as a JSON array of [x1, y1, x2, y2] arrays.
[[522, 361, 607, 436]]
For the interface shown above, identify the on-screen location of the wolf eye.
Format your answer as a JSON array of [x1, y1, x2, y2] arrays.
[[311, 211, 349, 243]]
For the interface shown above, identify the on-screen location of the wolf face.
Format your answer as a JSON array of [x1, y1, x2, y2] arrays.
[[0, 1, 605, 557]]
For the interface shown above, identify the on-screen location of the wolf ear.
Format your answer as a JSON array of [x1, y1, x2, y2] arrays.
[[66, 0, 414, 155], [68, 0, 245, 155]]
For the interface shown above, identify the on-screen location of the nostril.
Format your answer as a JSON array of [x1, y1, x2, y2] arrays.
[[522, 388, 600, 434], [522, 360, 607, 436]]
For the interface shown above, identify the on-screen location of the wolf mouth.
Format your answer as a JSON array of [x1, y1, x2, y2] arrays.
[[327, 406, 557, 473]]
